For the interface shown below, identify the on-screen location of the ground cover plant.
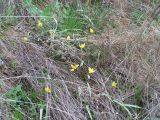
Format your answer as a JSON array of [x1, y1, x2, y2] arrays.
[[1, 0, 160, 120]]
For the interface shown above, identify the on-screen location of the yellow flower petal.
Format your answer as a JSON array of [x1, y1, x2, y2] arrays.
[[67, 35, 71, 40], [37, 20, 43, 28], [111, 81, 117, 88], [71, 65, 76, 69], [79, 43, 86, 49], [70, 69, 75, 72], [75, 64, 79, 68], [88, 67, 95, 74], [70, 64, 79, 72], [44, 86, 51, 93], [23, 37, 29, 43], [89, 28, 95, 34]]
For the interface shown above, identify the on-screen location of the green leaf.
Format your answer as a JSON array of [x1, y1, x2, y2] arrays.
[[40, 5, 52, 16], [113, 100, 141, 118], [113, 100, 141, 109], [13, 111, 24, 120], [86, 105, 93, 120], [23, 0, 42, 15]]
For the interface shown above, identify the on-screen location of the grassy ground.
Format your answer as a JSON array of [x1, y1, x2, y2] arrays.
[[1, 0, 160, 120]]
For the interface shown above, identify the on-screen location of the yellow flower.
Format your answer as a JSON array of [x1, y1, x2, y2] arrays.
[[67, 35, 71, 40], [37, 20, 43, 28], [111, 81, 117, 88], [44, 86, 51, 93], [70, 64, 79, 71], [79, 43, 86, 49], [23, 37, 29, 43], [89, 28, 95, 34], [88, 67, 95, 74]]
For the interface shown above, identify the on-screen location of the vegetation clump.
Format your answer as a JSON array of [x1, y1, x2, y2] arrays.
[[1, 0, 160, 120]]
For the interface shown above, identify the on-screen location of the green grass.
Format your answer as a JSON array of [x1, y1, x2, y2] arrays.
[[21, 0, 114, 36], [58, 6, 88, 36], [6, 85, 45, 120], [0, 6, 17, 31], [130, 9, 147, 26]]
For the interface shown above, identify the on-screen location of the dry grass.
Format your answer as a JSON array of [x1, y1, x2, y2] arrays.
[[1, 0, 160, 120]]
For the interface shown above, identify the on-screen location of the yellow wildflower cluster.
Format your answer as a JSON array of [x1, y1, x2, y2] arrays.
[[70, 63, 95, 75], [67, 28, 97, 82], [69, 35, 96, 76], [66, 27, 95, 40]]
